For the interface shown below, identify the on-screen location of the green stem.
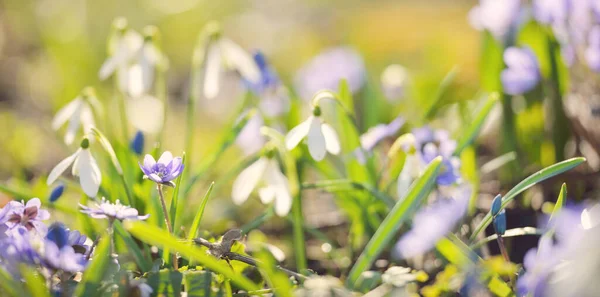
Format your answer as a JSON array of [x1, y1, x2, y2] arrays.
[[291, 187, 307, 272], [546, 32, 568, 162], [302, 179, 395, 208], [157, 184, 178, 270]]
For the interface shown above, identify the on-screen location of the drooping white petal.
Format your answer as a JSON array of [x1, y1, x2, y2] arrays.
[[321, 123, 341, 155], [203, 42, 222, 99], [258, 187, 276, 204], [117, 64, 130, 94], [396, 171, 412, 201], [307, 117, 327, 161], [125, 95, 164, 134], [263, 160, 292, 217], [52, 98, 81, 130], [285, 116, 313, 150], [79, 103, 95, 134], [127, 64, 145, 97], [98, 56, 119, 80], [219, 38, 260, 84], [47, 149, 81, 185], [139, 47, 156, 96], [231, 157, 268, 205], [77, 149, 101, 197]]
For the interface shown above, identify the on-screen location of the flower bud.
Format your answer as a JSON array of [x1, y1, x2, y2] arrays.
[[491, 194, 502, 216], [130, 131, 144, 155], [49, 183, 65, 202], [493, 210, 507, 236]]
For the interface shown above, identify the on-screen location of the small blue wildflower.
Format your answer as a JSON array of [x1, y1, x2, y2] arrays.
[[412, 126, 460, 186], [139, 151, 184, 185], [5, 198, 50, 235], [49, 183, 65, 202], [491, 194, 502, 216], [130, 131, 145, 155], [501, 47, 541, 95], [394, 187, 470, 259], [79, 198, 149, 221]]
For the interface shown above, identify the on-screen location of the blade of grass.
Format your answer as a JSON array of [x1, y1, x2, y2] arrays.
[[113, 220, 152, 272], [187, 182, 215, 241], [345, 156, 443, 288], [470, 157, 586, 242], [424, 66, 459, 120], [302, 179, 395, 208], [549, 183, 567, 222], [453, 92, 499, 156], [169, 152, 186, 231], [470, 227, 543, 249], [125, 221, 259, 291]]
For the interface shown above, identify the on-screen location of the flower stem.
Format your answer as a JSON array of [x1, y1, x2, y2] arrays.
[[496, 235, 510, 262], [157, 184, 178, 269]]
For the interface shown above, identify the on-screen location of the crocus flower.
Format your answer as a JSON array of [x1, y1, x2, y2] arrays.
[[79, 198, 149, 221], [360, 117, 405, 151], [501, 47, 541, 95], [232, 156, 292, 216], [394, 190, 469, 259], [52, 90, 97, 145], [47, 138, 101, 197], [380, 64, 409, 102], [4, 198, 50, 235], [139, 151, 184, 186], [468, 0, 522, 41], [197, 24, 261, 100], [294, 47, 366, 101], [285, 107, 341, 161]]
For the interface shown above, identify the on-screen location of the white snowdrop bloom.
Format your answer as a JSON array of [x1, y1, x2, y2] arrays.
[[232, 156, 292, 217], [99, 28, 143, 90], [47, 138, 101, 197], [199, 29, 260, 100], [285, 107, 341, 161], [381, 64, 409, 102], [52, 92, 97, 145]]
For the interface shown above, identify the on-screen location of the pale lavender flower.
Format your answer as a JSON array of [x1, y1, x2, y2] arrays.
[[413, 126, 460, 186], [46, 223, 89, 254], [533, 0, 569, 25], [393, 188, 470, 259], [360, 117, 405, 151], [0, 227, 41, 273], [79, 198, 149, 221], [294, 47, 366, 100], [236, 112, 266, 156], [4, 198, 50, 235], [468, 0, 522, 41], [44, 223, 87, 272], [139, 151, 184, 185], [247, 52, 290, 117], [501, 47, 541, 95]]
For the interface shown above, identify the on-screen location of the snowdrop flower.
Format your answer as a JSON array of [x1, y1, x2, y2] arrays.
[[79, 198, 149, 221], [285, 105, 341, 161], [47, 138, 101, 197], [294, 47, 366, 101], [381, 64, 409, 102], [501, 47, 541, 95], [52, 88, 97, 145], [195, 22, 261, 100], [232, 154, 292, 216], [393, 188, 470, 259], [468, 0, 522, 41], [139, 151, 184, 186], [4, 198, 50, 235]]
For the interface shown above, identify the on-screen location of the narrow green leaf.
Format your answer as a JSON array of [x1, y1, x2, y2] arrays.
[[0, 267, 30, 297], [454, 93, 499, 156], [254, 248, 294, 297], [470, 227, 543, 249], [187, 182, 215, 241], [170, 152, 186, 230], [20, 265, 50, 297], [125, 221, 259, 291], [549, 183, 567, 222], [113, 220, 152, 272], [424, 66, 459, 119], [302, 179, 395, 208], [74, 236, 112, 297], [90, 127, 123, 174], [470, 157, 586, 242], [346, 157, 443, 288]]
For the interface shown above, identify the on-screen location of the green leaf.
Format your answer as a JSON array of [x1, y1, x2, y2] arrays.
[[480, 31, 504, 92], [183, 271, 214, 297], [454, 93, 499, 156], [346, 157, 443, 288], [302, 179, 395, 208], [424, 66, 459, 119], [148, 269, 183, 297], [90, 127, 123, 175], [187, 182, 215, 241], [113, 220, 152, 272], [74, 236, 112, 297], [254, 248, 294, 297], [125, 221, 259, 291], [470, 157, 586, 242], [20, 265, 50, 297], [170, 152, 186, 230], [0, 267, 30, 297], [549, 183, 567, 223], [470, 227, 543, 249]]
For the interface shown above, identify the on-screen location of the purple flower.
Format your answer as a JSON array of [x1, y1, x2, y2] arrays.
[[517, 236, 556, 297], [4, 198, 50, 235], [533, 0, 569, 25], [501, 47, 541, 95], [585, 26, 600, 72], [80, 198, 149, 221], [236, 112, 266, 156], [413, 126, 460, 186], [294, 47, 366, 100], [46, 223, 89, 255], [49, 183, 65, 203], [394, 188, 470, 259], [247, 51, 290, 117], [130, 130, 145, 155], [360, 117, 405, 151], [139, 151, 184, 185], [43, 240, 87, 273], [468, 0, 522, 41]]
